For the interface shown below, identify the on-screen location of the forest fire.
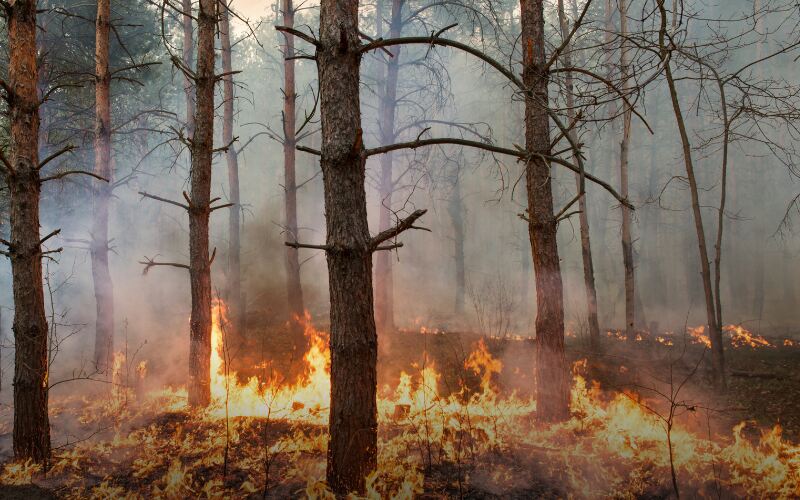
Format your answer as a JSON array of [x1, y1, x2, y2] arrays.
[[3, 304, 799, 497]]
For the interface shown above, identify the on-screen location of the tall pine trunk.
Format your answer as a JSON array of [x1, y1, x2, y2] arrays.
[[374, 0, 402, 332], [187, 0, 215, 407], [6, 0, 51, 462], [521, 0, 570, 422], [618, 0, 636, 336], [220, 0, 242, 336], [558, 0, 600, 348], [281, 0, 305, 319], [92, 0, 114, 373], [318, 0, 378, 490]]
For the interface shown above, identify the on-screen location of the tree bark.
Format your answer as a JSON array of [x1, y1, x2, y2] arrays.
[[6, 0, 52, 463], [317, 0, 378, 491], [187, 0, 215, 407], [373, 0, 402, 332], [220, 0, 242, 336], [521, 0, 570, 422], [182, 0, 195, 138], [558, 0, 600, 349], [618, 0, 636, 336], [92, 0, 115, 373], [657, 0, 725, 390], [281, 0, 305, 320]]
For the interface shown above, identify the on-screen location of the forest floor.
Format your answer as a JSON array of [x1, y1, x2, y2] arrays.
[[0, 321, 798, 498]]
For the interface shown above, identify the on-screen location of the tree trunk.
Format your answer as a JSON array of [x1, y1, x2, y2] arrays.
[[281, 0, 305, 320], [317, 0, 378, 491], [182, 0, 195, 138], [6, 0, 51, 463], [521, 0, 570, 422], [220, 0, 242, 336], [373, 0, 402, 332], [187, 0, 215, 407], [658, 0, 725, 390], [618, 0, 636, 336], [558, 0, 600, 349], [448, 176, 466, 314], [92, 0, 115, 373]]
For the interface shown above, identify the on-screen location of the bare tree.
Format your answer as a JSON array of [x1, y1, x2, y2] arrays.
[[618, 0, 636, 337], [656, 0, 724, 389], [220, 0, 243, 337], [280, 0, 305, 321], [557, 0, 600, 349], [91, 0, 114, 374]]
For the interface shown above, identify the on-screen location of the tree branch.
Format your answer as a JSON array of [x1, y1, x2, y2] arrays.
[[275, 26, 320, 47], [370, 209, 427, 249], [284, 241, 331, 251], [40, 170, 109, 184], [138, 191, 190, 210], [37, 145, 77, 170], [139, 256, 190, 275]]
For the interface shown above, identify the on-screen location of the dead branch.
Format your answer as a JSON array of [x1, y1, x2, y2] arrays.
[[40, 170, 109, 184], [138, 191, 190, 210], [39, 229, 61, 245], [37, 145, 77, 170], [370, 209, 427, 249], [139, 256, 190, 275], [275, 26, 320, 47], [284, 241, 331, 251]]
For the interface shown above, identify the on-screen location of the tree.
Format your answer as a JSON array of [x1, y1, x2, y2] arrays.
[[557, 0, 600, 348], [520, 0, 569, 422], [92, 0, 114, 373], [280, 0, 305, 321], [373, 0, 403, 332], [140, 0, 225, 406], [618, 0, 636, 337], [220, 0, 243, 337], [1, 0, 51, 463], [656, 0, 725, 389]]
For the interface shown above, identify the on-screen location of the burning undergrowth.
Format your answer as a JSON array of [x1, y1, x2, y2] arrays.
[[1, 304, 799, 498]]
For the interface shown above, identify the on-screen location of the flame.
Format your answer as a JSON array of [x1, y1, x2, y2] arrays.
[[687, 325, 712, 347], [724, 324, 774, 348], [207, 302, 330, 423]]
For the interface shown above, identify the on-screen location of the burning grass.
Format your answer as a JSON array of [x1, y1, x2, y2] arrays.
[[1, 306, 799, 498]]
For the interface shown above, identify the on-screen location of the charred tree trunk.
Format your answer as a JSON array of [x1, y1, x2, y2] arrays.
[[281, 0, 305, 320], [448, 176, 466, 314], [220, 0, 242, 336], [187, 0, 216, 407], [92, 0, 114, 373], [4, 0, 51, 462], [317, 0, 378, 491], [658, 0, 725, 390], [373, 0, 402, 332], [558, 0, 600, 349], [522, 0, 570, 422], [619, 0, 636, 336], [182, 0, 195, 137]]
